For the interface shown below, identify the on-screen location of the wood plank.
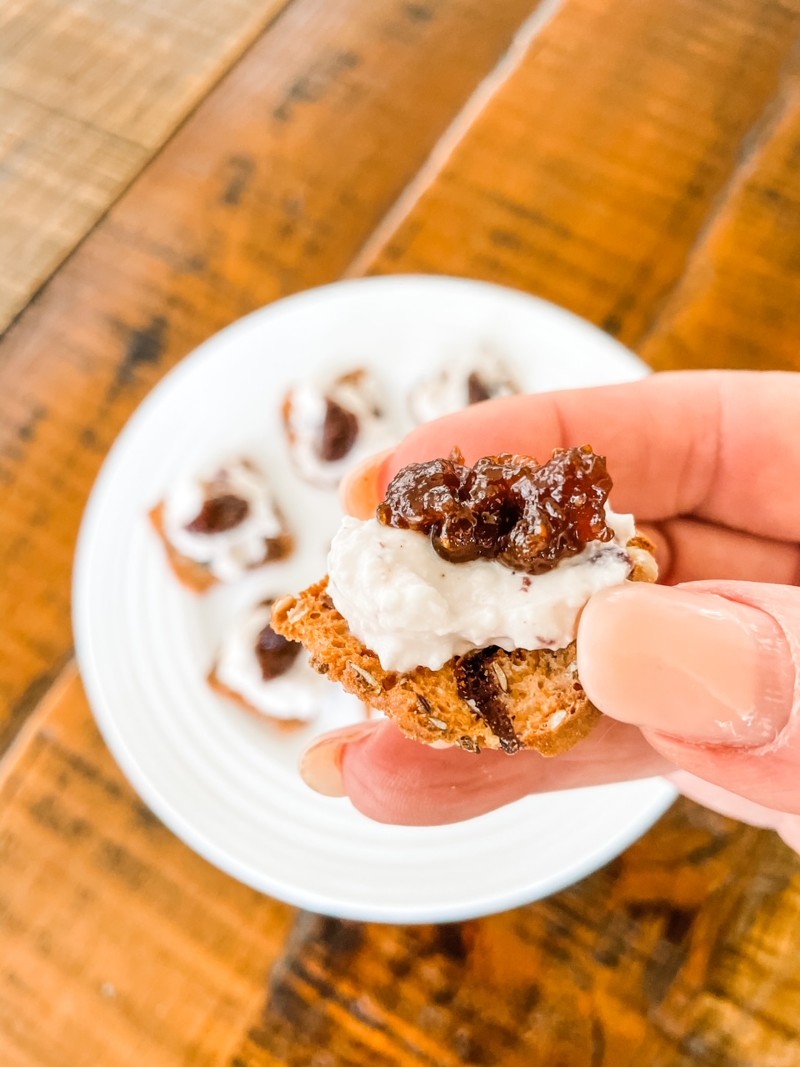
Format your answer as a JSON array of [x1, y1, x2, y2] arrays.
[[0, 0, 293, 330], [640, 63, 800, 371], [365, 0, 800, 356], [0, 0, 540, 748], [0, 669, 294, 1067], [4, 0, 800, 1063]]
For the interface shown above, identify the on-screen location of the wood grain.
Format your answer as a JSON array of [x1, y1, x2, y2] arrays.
[[3, 0, 800, 1064], [0, 0, 292, 330], [0, 669, 294, 1067], [0, 0, 539, 749], [366, 0, 800, 358], [641, 61, 800, 371]]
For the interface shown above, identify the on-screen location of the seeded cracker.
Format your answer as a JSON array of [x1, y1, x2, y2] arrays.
[[271, 536, 656, 756]]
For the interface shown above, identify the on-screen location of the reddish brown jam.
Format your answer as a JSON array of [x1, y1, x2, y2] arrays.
[[185, 493, 249, 534], [467, 372, 492, 404], [454, 647, 522, 754], [255, 621, 300, 680], [466, 369, 518, 405], [318, 398, 359, 462], [376, 446, 614, 575]]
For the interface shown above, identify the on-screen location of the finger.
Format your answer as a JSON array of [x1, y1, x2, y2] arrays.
[[343, 371, 800, 540], [339, 448, 393, 520], [578, 580, 800, 815], [303, 718, 671, 826], [644, 519, 800, 586]]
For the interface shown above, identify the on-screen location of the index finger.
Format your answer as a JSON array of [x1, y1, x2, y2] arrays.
[[363, 370, 800, 542]]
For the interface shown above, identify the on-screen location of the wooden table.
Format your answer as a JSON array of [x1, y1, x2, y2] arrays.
[[2, 1, 800, 1063]]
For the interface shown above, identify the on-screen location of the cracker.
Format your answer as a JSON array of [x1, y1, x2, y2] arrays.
[[150, 502, 218, 592], [149, 501, 293, 594], [271, 538, 656, 756]]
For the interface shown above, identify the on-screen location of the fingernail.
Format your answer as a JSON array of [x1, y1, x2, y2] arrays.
[[299, 722, 378, 796], [577, 584, 793, 746], [339, 449, 394, 519]]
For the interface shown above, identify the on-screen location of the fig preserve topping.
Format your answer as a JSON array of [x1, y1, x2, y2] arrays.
[[376, 446, 614, 575], [318, 398, 359, 462], [454, 647, 522, 754], [185, 493, 249, 534], [467, 372, 492, 405], [255, 622, 300, 680]]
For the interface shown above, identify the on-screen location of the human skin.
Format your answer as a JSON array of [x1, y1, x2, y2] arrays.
[[300, 371, 800, 852]]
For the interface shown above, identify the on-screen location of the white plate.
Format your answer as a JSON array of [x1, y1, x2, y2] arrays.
[[74, 275, 675, 923]]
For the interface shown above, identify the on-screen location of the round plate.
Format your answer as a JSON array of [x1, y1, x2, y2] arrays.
[[74, 275, 675, 923]]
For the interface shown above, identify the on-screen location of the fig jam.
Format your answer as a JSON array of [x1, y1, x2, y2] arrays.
[[255, 622, 300, 680], [467, 372, 492, 404], [185, 493, 249, 534], [454, 647, 522, 753], [376, 446, 614, 575], [318, 398, 359, 462]]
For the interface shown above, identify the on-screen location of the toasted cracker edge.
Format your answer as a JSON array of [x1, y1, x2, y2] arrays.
[[272, 536, 657, 756]]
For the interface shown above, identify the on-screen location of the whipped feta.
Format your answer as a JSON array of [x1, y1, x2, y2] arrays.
[[284, 368, 394, 487], [164, 459, 286, 582], [214, 603, 327, 721], [327, 511, 638, 672], [408, 346, 519, 423]]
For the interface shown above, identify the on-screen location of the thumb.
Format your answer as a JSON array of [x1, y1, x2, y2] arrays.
[[577, 581, 800, 814]]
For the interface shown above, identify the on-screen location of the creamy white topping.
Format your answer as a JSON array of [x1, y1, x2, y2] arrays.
[[164, 459, 286, 582], [408, 346, 518, 424], [327, 511, 637, 672], [214, 603, 327, 721], [284, 368, 394, 487]]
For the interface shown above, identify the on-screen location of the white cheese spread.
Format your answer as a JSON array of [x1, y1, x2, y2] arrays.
[[163, 459, 285, 582], [284, 369, 394, 487], [214, 603, 327, 721], [408, 346, 518, 424], [327, 511, 638, 672]]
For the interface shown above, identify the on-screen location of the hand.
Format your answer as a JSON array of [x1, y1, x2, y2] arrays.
[[300, 370, 800, 853]]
